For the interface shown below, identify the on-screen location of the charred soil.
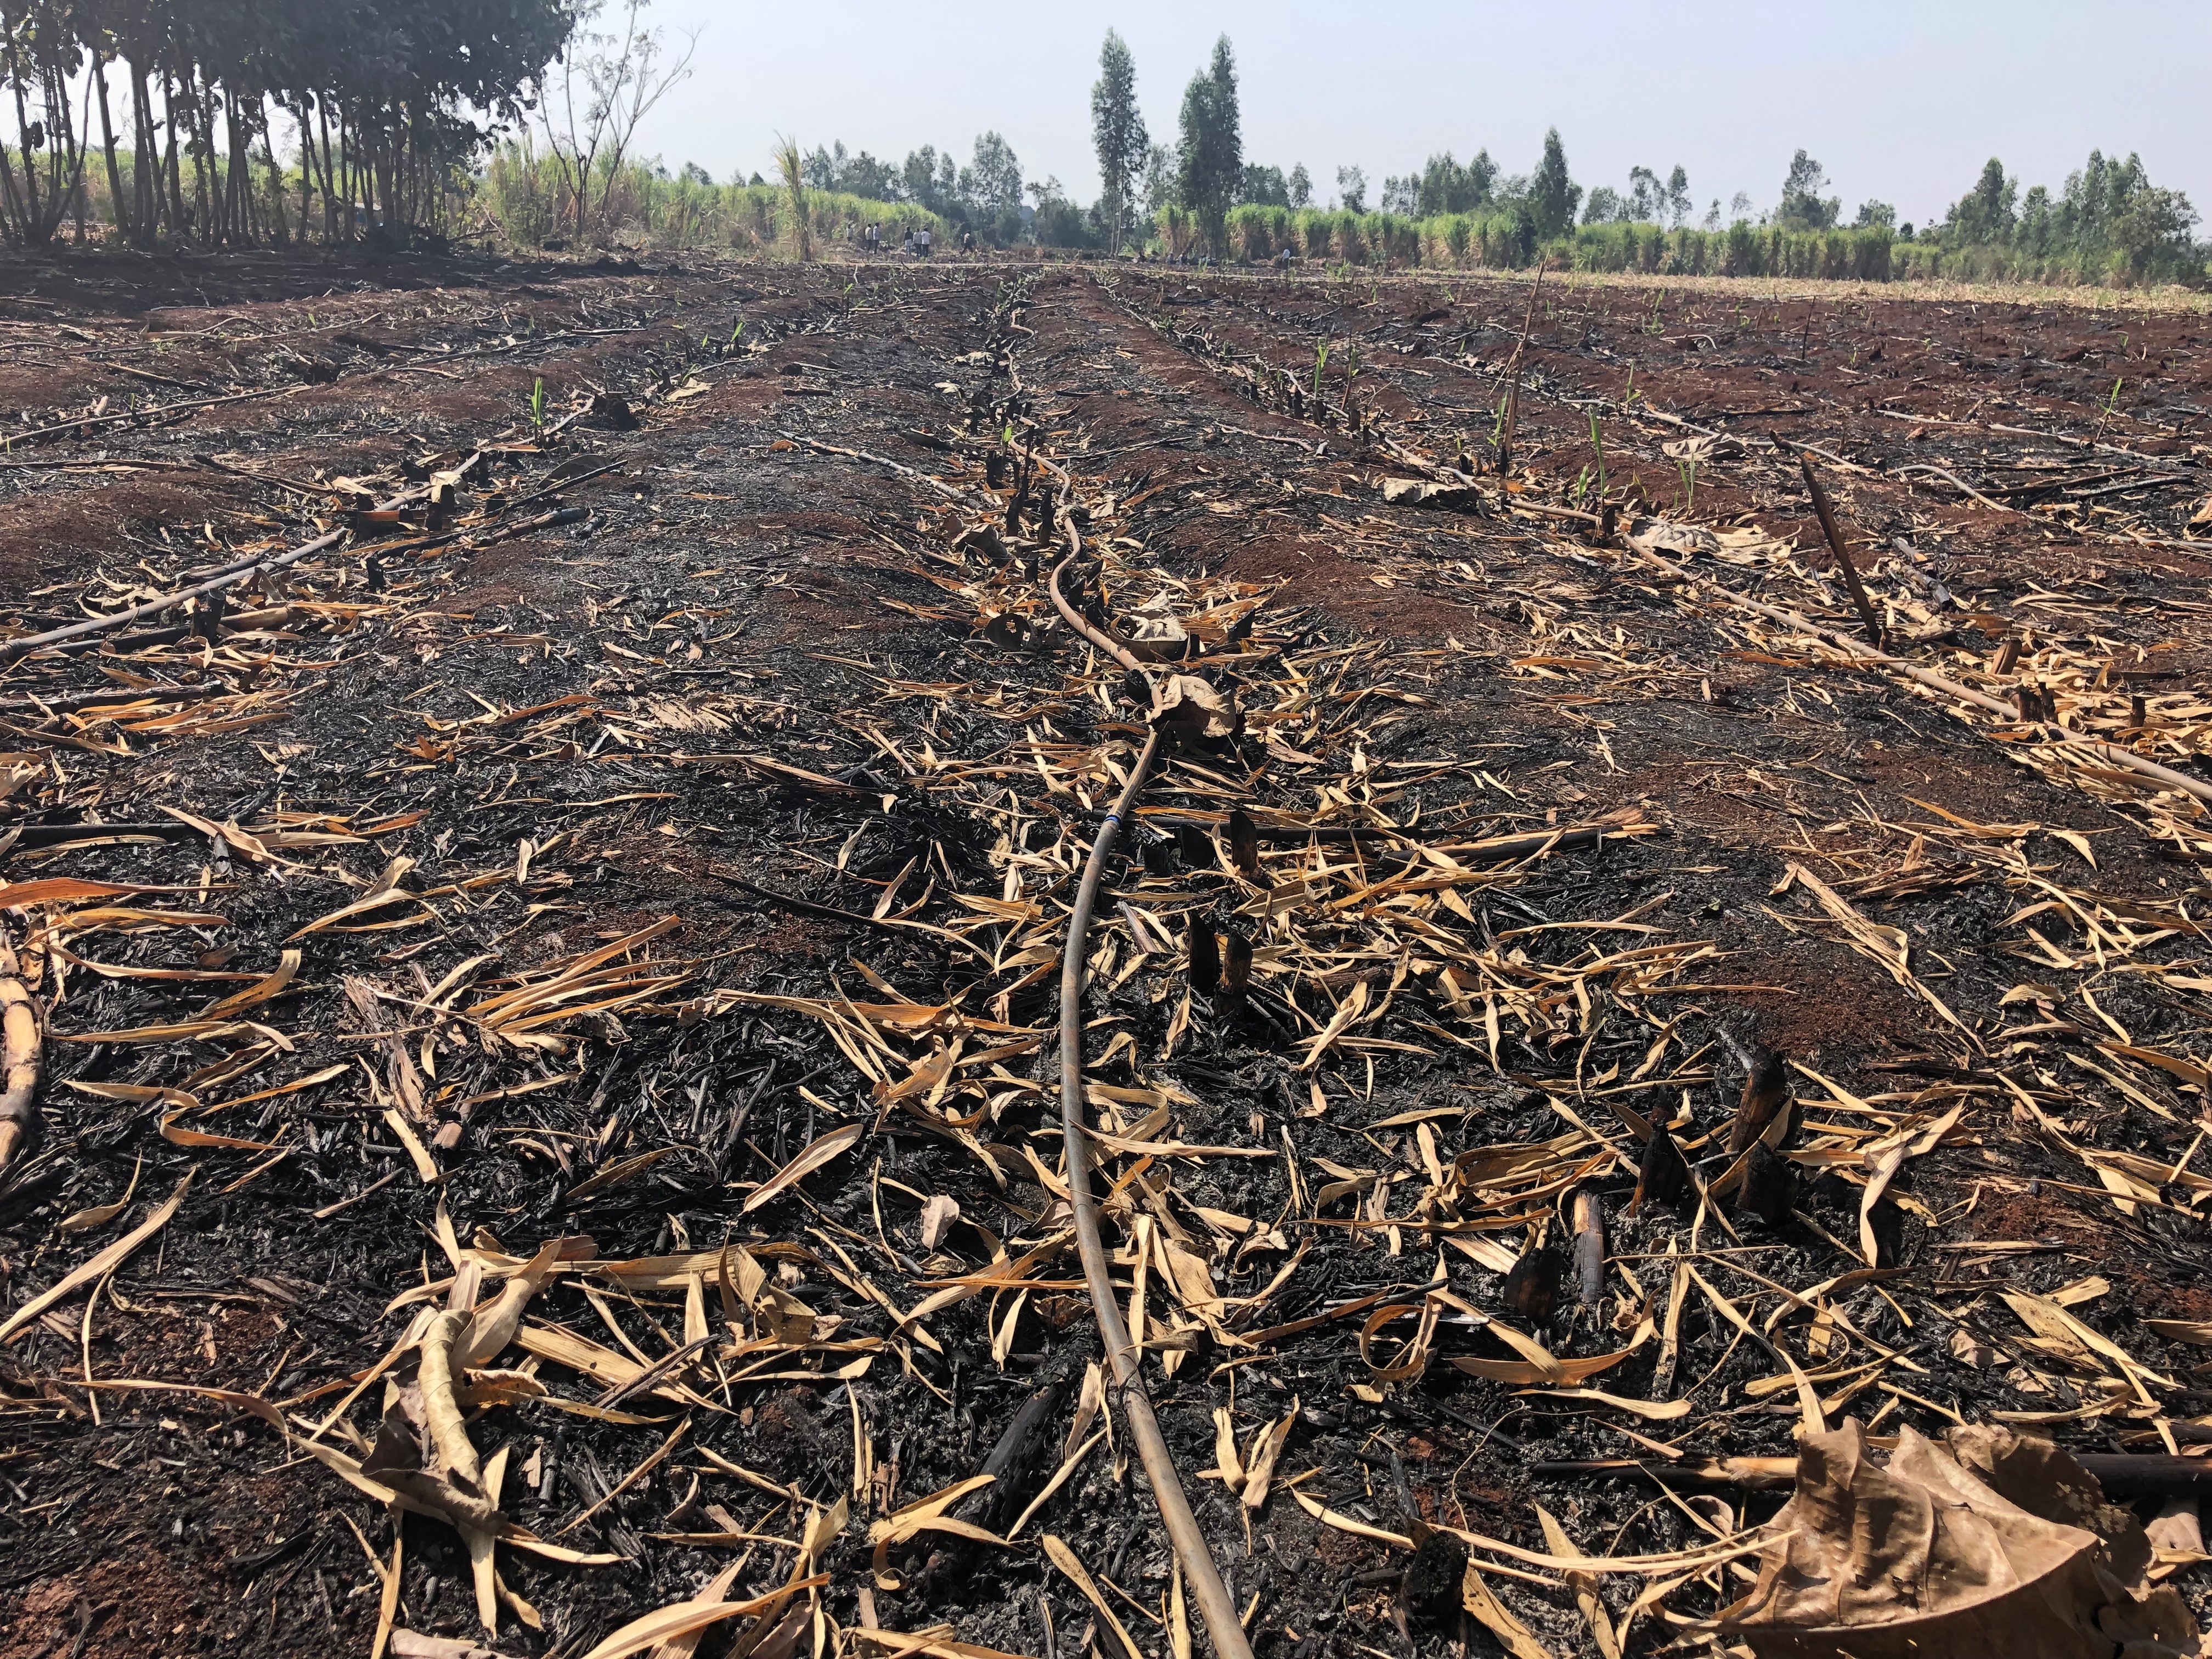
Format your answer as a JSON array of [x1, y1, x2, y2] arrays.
[[3, 251, 2212, 1658]]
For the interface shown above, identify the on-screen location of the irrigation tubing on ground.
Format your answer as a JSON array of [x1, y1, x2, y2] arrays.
[[1046, 488, 1254, 1659]]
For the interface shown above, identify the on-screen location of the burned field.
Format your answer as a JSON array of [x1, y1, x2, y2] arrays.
[[2, 249, 2211, 1659]]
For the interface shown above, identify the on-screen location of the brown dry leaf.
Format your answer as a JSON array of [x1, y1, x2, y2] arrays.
[[1858, 1142, 1908, 1266], [1449, 1317, 1642, 1386], [1461, 1561, 1558, 1659], [57, 1153, 142, 1233], [1290, 1487, 1412, 1549], [1536, 1505, 1620, 1659], [1211, 1407, 1245, 1492], [0, 1169, 193, 1340], [1298, 980, 1369, 1073], [1041, 1534, 1146, 1659], [201, 947, 301, 1017], [51, 1017, 259, 1046], [1514, 1387, 1690, 1421], [1359, 1297, 1437, 1381], [742, 1122, 864, 1214], [159, 1109, 283, 1151], [374, 1525, 404, 1659], [1008, 1430, 1105, 1540], [80, 1376, 289, 1440], [867, 1475, 1004, 1586], [2002, 1289, 2174, 1398], [1153, 674, 1242, 741], [0, 878, 182, 907], [389, 1633, 517, 1659], [513, 1322, 707, 1410], [288, 886, 433, 940], [645, 1559, 744, 1659], [1241, 1400, 1299, 1510], [157, 805, 285, 865], [1950, 1327, 1998, 1367], [575, 1578, 826, 1659], [2145, 1318, 2212, 1346], [566, 1146, 683, 1204], [460, 1237, 582, 1368], [384, 1108, 441, 1182], [1719, 1420, 2193, 1657]]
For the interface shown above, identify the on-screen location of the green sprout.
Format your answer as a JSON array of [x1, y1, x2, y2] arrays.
[[1588, 408, 1607, 501], [1677, 457, 1696, 512], [1313, 342, 1329, 397], [1622, 365, 1635, 407], [731, 318, 746, 345], [530, 376, 546, 436], [2106, 376, 2124, 413]]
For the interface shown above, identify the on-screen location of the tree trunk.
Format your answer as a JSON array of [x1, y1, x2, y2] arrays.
[[373, 122, 392, 236], [338, 106, 354, 242], [59, 66, 91, 244], [130, 60, 157, 243], [215, 94, 233, 241], [93, 57, 127, 242], [293, 101, 312, 239], [13, 74, 44, 242], [189, 85, 216, 240], [224, 98, 247, 243], [179, 76, 207, 237], [161, 71, 187, 239], [0, 139, 24, 245], [315, 100, 336, 242], [262, 102, 287, 247]]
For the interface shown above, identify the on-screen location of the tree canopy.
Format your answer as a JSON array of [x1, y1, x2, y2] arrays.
[[1528, 128, 1579, 240], [1937, 148, 2198, 280], [1173, 35, 1241, 255], [1090, 30, 1146, 254], [1777, 149, 1841, 230], [0, 0, 573, 246]]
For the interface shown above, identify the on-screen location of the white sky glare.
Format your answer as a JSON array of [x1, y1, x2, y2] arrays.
[[616, 0, 2208, 230]]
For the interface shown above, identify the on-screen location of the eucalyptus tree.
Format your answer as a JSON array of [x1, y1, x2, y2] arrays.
[[1090, 30, 1146, 255], [1174, 34, 1239, 257]]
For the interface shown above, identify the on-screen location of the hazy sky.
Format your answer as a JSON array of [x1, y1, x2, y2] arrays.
[[618, 1, 2209, 229]]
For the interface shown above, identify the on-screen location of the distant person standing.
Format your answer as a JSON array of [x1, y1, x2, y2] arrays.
[[916, 226, 932, 257], [962, 230, 975, 255], [902, 229, 915, 256]]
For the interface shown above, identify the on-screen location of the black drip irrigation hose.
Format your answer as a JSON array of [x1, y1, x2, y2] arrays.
[[1041, 453, 1254, 1659]]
